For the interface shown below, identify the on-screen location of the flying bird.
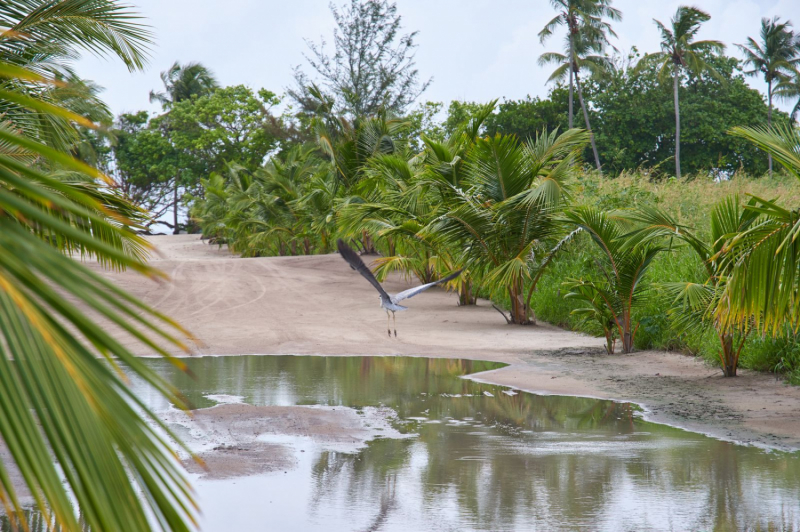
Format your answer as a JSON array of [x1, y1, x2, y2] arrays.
[[337, 239, 462, 337]]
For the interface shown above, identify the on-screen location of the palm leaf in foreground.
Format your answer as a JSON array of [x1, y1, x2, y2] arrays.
[[724, 125, 800, 335], [0, 62, 197, 532]]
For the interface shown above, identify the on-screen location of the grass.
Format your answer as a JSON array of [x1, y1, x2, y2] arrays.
[[491, 170, 800, 381]]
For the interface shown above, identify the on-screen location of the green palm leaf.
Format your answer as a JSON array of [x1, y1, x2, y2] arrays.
[[0, 58, 197, 531]]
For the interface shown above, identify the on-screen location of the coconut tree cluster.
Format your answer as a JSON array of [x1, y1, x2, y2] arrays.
[[192, 104, 592, 326], [538, 2, 800, 177]]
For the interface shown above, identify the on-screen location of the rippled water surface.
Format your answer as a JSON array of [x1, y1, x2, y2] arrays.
[[7, 355, 800, 531]]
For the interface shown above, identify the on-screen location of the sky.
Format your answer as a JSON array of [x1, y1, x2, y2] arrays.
[[74, 0, 800, 118]]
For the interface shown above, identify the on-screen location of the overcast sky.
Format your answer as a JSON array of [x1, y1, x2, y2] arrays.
[[74, 0, 800, 118]]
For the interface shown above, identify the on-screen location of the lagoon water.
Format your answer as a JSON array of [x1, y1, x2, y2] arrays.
[[5, 355, 800, 531], [142, 355, 800, 531]]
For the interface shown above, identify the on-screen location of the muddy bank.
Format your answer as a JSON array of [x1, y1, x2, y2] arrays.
[[163, 403, 406, 479], [91, 235, 800, 452]]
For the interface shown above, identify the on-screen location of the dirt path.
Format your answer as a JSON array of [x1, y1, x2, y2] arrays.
[[95, 234, 800, 452]]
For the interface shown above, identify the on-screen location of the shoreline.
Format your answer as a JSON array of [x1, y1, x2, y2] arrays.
[[94, 235, 800, 453]]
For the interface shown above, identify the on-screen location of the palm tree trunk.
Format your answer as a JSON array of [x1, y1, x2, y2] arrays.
[[768, 80, 773, 176], [508, 280, 528, 324], [575, 71, 601, 171], [720, 333, 736, 377], [673, 66, 681, 179], [621, 311, 633, 353], [458, 279, 476, 306], [568, 35, 574, 129], [172, 172, 180, 235]]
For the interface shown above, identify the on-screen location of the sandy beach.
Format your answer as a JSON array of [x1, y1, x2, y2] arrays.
[[95, 234, 800, 453]]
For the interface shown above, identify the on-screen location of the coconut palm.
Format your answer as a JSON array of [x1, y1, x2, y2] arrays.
[[426, 128, 589, 324], [624, 199, 759, 375], [148, 61, 218, 233], [0, 0, 152, 152], [539, 32, 613, 170], [0, 2, 201, 529], [0, 0, 151, 72], [337, 102, 496, 306], [724, 124, 800, 335], [637, 6, 724, 179], [149, 61, 219, 109], [562, 207, 665, 353], [316, 111, 409, 252], [538, 0, 621, 130], [0, 61, 197, 532], [337, 150, 450, 284], [737, 17, 800, 175]]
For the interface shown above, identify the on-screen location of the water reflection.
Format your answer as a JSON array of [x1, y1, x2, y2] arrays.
[[5, 355, 800, 531]]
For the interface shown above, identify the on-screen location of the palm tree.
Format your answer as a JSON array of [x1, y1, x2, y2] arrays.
[[724, 124, 800, 334], [149, 61, 219, 233], [562, 207, 665, 353], [538, 0, 621, 130], [337, 102, 497, 306], [426, 128, 589, 324], [625, 200, 759, 376], [0, 0, 151, 72], [539, 33, 613, 170], [737, 17, 800, 175], [0, 1, 151, 153], [0, 2, 198, 528], [637, 6, 724, 179], [149, 61, 219, 109]]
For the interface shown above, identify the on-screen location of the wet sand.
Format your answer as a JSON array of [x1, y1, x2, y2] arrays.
[[165, 403, 405, 479], [94, 234, 800, 452]]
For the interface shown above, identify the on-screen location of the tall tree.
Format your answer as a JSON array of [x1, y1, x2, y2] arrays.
[[149, 60, 219, 109], [591, 52, 781, 175], [112, 111, 186, 231], [538, 0, 621, 130], [539, 33, 612, 170], [290, 0, 431, 118], [149, 60, 219, 233], [737, 17, 800, 175], [637, 6, 724, 179]]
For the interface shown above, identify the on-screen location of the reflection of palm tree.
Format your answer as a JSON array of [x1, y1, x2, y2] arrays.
[[150, 355, 800, 531], [360, 474, 397, 532]]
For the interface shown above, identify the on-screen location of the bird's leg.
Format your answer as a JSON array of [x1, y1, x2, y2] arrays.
[[387, 311, 391, 338], [392, 311, 397, 337]]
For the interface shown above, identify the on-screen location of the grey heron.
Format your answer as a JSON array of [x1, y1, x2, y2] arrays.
[[337, 239, 462, 337]]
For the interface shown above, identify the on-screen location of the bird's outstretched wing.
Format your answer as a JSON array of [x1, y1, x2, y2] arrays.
[[393, 270, 463, 303], [337, 239, 391, 301]]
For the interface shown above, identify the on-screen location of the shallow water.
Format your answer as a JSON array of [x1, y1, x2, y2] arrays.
[[7, 355, 800, 531]]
